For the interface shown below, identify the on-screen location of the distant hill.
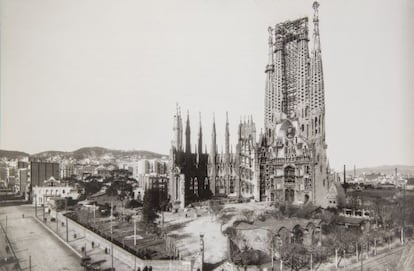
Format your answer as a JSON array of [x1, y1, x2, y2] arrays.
[[344, 165, 414, 176], [0, 147, 166, 160], [0, 150, 30, 159]]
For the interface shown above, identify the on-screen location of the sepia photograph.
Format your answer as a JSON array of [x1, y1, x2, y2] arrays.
[[0, 0, 413, 270]]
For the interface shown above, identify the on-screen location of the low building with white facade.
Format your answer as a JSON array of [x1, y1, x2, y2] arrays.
[[32, 176, 81, 206]]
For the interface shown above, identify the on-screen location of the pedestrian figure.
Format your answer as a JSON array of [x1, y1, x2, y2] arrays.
[[22, 214, 24, 218]]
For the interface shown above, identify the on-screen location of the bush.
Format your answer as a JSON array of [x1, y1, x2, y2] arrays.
[[223, 226, 237, 238], [126, 199, 142, 209]]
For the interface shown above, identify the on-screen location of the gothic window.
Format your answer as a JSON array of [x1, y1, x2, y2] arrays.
[[304, 194, 310, 205], [230, 178, 234, 194], [304, 178, 312, 190], [284, 166, 295, 183]]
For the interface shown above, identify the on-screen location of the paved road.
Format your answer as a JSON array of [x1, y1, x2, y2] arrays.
[[0, 205, 82, 271], [342, 245, 405, 271], [396, 241, 414, 271]]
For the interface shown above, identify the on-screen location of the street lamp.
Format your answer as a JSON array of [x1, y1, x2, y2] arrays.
[[360, 224, 365, 271], [199, 234, 204, 271], [274, 234, 283, 271]]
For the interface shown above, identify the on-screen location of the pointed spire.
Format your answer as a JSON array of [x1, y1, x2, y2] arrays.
[[185, 110, 191, 153], [198, 112, 203, 155], [225, 112, 230, 163], [173, 103, 184, 151], [265, 26, 274, 73], [210, 113, 217, 163], [312, 1, 321, 53]]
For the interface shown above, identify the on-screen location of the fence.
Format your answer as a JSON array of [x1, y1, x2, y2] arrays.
[[53, 212, 194, 271]]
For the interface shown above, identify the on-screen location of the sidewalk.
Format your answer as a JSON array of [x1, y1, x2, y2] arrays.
[[38, 212, 135, 271]]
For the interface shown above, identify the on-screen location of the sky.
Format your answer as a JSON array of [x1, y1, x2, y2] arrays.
[[0, 0, 413, 170]]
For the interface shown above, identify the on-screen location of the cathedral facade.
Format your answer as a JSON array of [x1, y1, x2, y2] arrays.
[[258, 1, 333, 207], [169, 2, 338, 209], [169, 107, 210, 209], [208, 113, 239, 197]]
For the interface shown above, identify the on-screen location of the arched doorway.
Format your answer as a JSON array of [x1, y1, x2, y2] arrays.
[[285, 189, 294, 202], [292, 225, 304, 244]]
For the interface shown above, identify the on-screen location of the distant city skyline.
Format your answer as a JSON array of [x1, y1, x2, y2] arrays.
[[1, 0, 413, 170]]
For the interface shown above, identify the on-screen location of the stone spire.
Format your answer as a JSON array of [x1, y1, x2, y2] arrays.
[[210, 113, 217, 161], [173, 103, 183, 151], [310, 1, 326, 131], [185, 110, 191, 153], [225, 112, 230, 164], [210, 113, 218, 195], [312, 1, 321, 54], [198, 112, 203, 155], [264, 26, 277, 131], [265, 26, 274, 72]]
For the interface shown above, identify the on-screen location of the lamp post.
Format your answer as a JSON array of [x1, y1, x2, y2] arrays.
[[199, 234, 204, 271], [110, 200, 114, 270], [134, 217, 137, 247], [275, 234, 282, 271], [310, 252, 313, 271], [93, 203, 96, 225], [360, 224, 365, 271]]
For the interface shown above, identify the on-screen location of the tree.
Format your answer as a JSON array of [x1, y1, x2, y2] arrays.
[[84, 180, 101, 196], [280, 243, 310, 271], [125, 199, 142, 209], [142, 189, 160, 230]]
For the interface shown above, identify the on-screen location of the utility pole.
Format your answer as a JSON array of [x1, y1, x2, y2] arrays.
[[66, 216, 69, 242], [111, 200, 114, 270], [402, 181, 406, 244], [360, 243, 363, 271], [200, 234, 204, 271], [335, 248, 338, 268], [271, 238, 274, 271], [42, 202, 45, 222], [29, 256, 31, 271], [343, 165, 347, 193], [35, 196, 37, 217], [134, 218, 137, 247], [310, 251, 313, 271]]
